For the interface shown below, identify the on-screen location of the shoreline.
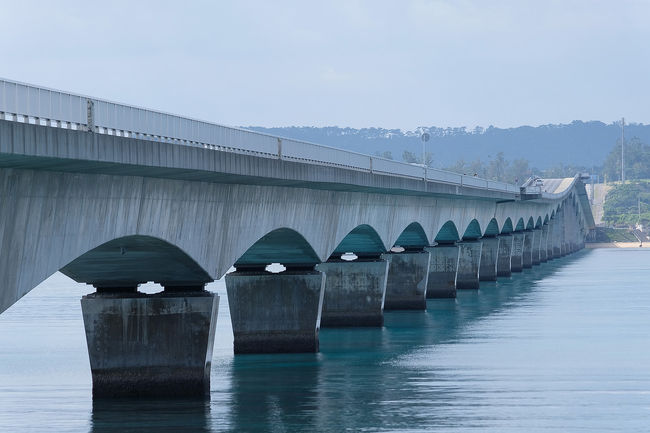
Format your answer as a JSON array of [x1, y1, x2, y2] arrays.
[[585, 242, 650, 249]]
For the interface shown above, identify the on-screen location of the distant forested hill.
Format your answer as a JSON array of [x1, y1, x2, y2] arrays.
[[246, 121, 650, 170]]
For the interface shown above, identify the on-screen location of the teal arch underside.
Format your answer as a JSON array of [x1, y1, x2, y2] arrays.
[[235, 228, 320, 266], [484, 219, 500, 237], [333, 224, 386, 256], [501, 218, 514, 234], [526, 217, 535, 230], [435, 221, 460, 244], [462, 219, 482, 240], [535, 217, 543, 228], [394, 222, 429, 248], [60, 235, 212, 287], [515, 218, 525, 231]]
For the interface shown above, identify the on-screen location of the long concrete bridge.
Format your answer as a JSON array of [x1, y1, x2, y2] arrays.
[[0, 79, 594, 397]]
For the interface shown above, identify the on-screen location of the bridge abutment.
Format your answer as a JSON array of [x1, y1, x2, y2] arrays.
[[424, 244, 459, 298], [80, 289, 219, 398], [456, 241, 482, 289], [383, 251, 430, 310], [317, 258, 388, 327], [497, 234, 513, 277], [225, 269, 325, 353], [511, 232, 524, 272], [479, 237, 500, 281]]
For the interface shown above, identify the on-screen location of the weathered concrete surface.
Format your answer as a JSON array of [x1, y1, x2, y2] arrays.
[[317, 259, 388, 327], [383, 251, 430, 310], [479, 237, 500, 281], [497, 235, 513, 277], [531, 229, 542, 265], [511, 233, 525, 273], [522, 231, 533, 269], [81, 291, 219, 397], [540, 225, 549, 262], [0, 120, 594, 315], [424, 244, 459, 298], [456, 241, 482, 290], [225, 270, 325, 353]]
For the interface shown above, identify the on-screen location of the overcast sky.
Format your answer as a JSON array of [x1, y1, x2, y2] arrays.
[[2, 1, 648, 130]]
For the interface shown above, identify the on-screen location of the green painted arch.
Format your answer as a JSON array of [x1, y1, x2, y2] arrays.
[[435, 221, 460, 244], [544, 214, 550, 225], [60, 235, 212, 287], [501, 218, 514, 234], [484, 218, 500, 237], [235, 228, 320, 266], [535, 216, 543, 228], [551, 209, 556, 219], [463, 219, 482, 240], [332, 224, 386, 257], [515, 218, 525, 232], [394, 222, 429, 248]]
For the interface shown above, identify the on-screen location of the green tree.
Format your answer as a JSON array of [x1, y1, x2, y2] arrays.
[[603, 137, 650, 181]]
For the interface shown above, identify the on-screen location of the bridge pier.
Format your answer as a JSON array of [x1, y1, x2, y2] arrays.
[[532, 228, 542, 265], [456, 241, 482, 289], [552, 219, 563, 258], [540, 225, 549, 262], [225, 268, 325, 353], [383, 250, 430, 310], [80, 288, 219, 398], [424, 244, 459, 298], [479, 237, 500, 281], [522, 231, 533, 268], [497, 234, 513, 277], [317, 258, 388, 327], [511, 232, 524, 272]]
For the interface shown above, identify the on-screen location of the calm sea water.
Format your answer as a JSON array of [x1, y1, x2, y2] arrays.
[[1, 248, 649, 432]]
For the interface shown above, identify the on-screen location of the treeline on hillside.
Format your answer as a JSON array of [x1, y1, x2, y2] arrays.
[[248, 121, 650, 169], [376, 150, 589, 184], [602, 138, 650, 182], [603, 181, 650, 227]]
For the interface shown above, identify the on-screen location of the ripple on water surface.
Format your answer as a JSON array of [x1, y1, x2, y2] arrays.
[[1, 249, 650, 432]]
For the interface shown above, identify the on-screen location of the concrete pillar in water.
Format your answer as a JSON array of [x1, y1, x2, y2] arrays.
[[511, 232, 524, 272], [226, 269, 325, 354], [383, 250, 430, 310], [540, 225, 549, 262], [81, 288, 219, 398], [531, 228, 542, 265], [547, 222, 555, 260], [456, 241, 482, 289], [424, 243, 459, 298], [317, 258, 388, 327], [479, 237, 500, 281], [553, 218, 563, 258], [522, 231, 533, 268], [497, 234, 513, 277]]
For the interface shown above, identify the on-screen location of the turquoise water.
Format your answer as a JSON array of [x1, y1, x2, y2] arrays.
[[1, 248, 649, 432]]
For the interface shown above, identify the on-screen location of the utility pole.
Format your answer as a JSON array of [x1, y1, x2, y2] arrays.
[[621, 117, 625, 183]]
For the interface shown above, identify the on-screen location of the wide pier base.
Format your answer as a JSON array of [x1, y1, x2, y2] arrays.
[[424, 244, 459, 298], [523, 231, 533, 269], [317, 259, 388, 327], [456, 241, 482, 290], [479, 237, 500, 281], [226, 270, 325, 354], [383, 251, 430, 310], [81, 291, 219, 398], [511, 233, 525, 272], [497, 234, 513, 277]]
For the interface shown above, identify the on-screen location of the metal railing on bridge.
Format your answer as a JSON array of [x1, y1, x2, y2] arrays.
[[0, 78, 519, 194]]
